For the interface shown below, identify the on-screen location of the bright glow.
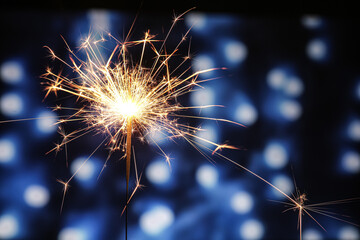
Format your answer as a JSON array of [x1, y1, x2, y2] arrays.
[[347, 120, 360, 141], [196, 164, 219, 188], [307, 39, 327, 61], [284, 76, 304, 97], [139, 205, 174, 236], [341, 151, 360, 173], [0, 214, 19, 239], [230, 191, 253, 214], [36, 111, 58, 134], [279, 100, 302, 121], [71, 157, 95, 181], [88, 10, 111, 32], [272, 175, 294, 198], [239, 219, 265, 240], [146, 160, 171, 184], [113, 100, 140, 118], [235, 103, 258, 126], [192, 55, 214, 78], [190, 87, 215, 107], [267, 68, 287, 90], [0, 93, 23, 117], [338, 226, 360, 240], [224, 41, 247, 64], [195, 124, 218, 148], [264, 142, 288, 169], [0, 61, 23, 84], [185, 12, 207, 31], [24, 185, 50, 208], [303, 228, 323, 240], [301, 15, 322, 29], [58, 227, 87, 240], [0, 139, 16, 163]]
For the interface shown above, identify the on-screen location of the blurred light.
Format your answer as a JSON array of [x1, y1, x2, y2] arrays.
[[283, 76, 304, 97], [267, 68, 287, 90], [338, 226, 359, 240], [36, 110, 58, 134], [88, 10, 111, 32], [196, 164, 219, 189], [58, 227, 87, 240], [139, 205, 174, 236], [146, 127, 169, 146], [301, 15, 323, 29], [341, 151, 360, 174], [264, 142, 288, 169], [185, 12, 207, 31], [0, 138, 16, 163], [347, 119, 360, 141], [71, 157, 96, 181], [0, 61, 23, 84], [239, 219, 265, 240], [271, 174, 294, 199], [303, 228, 323, 240], [0, 214, 19, 239], [190, 87, 215, 107], [356, 81, 360, 100], [223, 40, 247, 64], [279, 100, 302, 121], [234, 103, 258, 126], [146, 160, 171, 185], [192, 55, 214, 78], [195, 124, 218, 148], [23, 184, 50, 208], [307, 39, 327, 61], [230, 191, 253, 214], [0, 93, 24, 117]]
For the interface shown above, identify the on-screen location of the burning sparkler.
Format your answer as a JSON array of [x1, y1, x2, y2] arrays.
[[40, 9, 243, 238]]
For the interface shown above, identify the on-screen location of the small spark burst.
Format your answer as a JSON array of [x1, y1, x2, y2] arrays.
[[41, 9, 243, 211], [271, 180, 360, 240]]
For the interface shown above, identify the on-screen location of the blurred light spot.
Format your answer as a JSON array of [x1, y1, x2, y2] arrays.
[[272, 175, 294, 199], [23, 185, 50, 208], [146, 128, 168, 146], [338, 226, 359, 240], [0, 139, 16, 163], [185, 13, 207, 31], [301, 15, 323, 29], [347, 119, 360, 141], [267, 68, 287, 90], [0, 93, 24, 117], [88, 10, 111, 32], [284, 76, 304, 97], [71, 157, 95, 181], [0, 61, 23, 84], [0, 214, 19, 239], [196, 164, 218, 189], [224, 41, 247, 64], [192, 55, 214, 78], [139, 205, 174, 236], [146, 160, 171, 185], [356, 81, 360, 100], [36, 111, 58, 134], [195, 124, 218, 148], [190, 87, 215, 107], [303, 228, 323, 240], [239, 219, 264, 240], [264, 142, 288, 169], [58, 227, 86, 240], [307, 39, 327, 61], [230, 191, 253, 214], [341, 151, 360, 174], [279, 100, 302, 121], [235, 103, 257, 126]]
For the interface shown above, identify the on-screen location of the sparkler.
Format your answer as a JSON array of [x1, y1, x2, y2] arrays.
[[40, 9, 243, 238]]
